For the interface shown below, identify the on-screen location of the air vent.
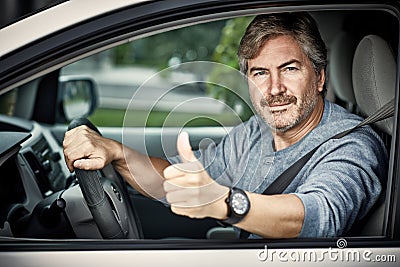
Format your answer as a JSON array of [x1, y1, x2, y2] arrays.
[[23, 150, 52, 197], [23, 136, 65, 197]]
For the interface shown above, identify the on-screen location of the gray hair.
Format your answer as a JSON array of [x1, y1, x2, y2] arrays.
[[238, 12, 327, 79]]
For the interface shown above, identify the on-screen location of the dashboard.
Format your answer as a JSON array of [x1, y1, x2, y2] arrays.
[[0, 115, 85, 238], [0, 114, 136, 239]]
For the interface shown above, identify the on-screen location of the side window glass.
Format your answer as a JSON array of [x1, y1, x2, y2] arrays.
[[61, 18, 254, 127]]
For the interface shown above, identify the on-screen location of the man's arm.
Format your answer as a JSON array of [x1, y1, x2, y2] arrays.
[[63, 125, 170, 199], [114, 146, 170, 199], [234, 193, 304, 238]]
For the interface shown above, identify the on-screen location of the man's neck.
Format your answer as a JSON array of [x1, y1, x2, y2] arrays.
[[272, 97, 325, 151]]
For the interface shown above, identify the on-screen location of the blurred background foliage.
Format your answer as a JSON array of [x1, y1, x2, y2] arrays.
[[112, 20, 226, 69], [84, 17, 255, 126], [209, 16, 254, 120], [111, 17, 254, 119], [108, 17, 254, 125]]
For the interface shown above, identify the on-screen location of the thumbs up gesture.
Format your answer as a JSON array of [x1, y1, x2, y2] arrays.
[[163, 132, 229, 219]]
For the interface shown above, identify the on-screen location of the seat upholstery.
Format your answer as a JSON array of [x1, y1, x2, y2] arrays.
[[352, 34, 396, 134], [350, 34, 396, 236]]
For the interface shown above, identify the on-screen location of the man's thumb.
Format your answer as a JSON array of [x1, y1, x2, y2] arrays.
[[177, 131, 196, 163]]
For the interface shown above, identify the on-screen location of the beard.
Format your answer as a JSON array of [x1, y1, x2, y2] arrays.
[[253, 87, 320, 132]]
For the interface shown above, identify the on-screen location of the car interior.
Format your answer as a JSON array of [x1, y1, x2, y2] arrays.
[[0, 7, 398, 241]]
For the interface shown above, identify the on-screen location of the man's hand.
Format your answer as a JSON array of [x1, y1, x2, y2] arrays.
[[163, 132, 229, 219], [63, 125, 122, 172]]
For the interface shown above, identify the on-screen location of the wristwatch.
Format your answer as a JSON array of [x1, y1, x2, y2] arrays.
[[222, 187, 250, 225]]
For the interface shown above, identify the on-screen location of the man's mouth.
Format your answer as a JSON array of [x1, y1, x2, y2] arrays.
[[269, 102, 291, 107], [269, 102, 293, 113], [260, 95, 297, 109]]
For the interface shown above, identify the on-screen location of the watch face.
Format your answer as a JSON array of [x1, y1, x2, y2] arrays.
[[231, 192, 249, 215]]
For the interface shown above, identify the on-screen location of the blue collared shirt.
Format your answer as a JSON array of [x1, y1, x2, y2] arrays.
[[168, 100, 387, 237]]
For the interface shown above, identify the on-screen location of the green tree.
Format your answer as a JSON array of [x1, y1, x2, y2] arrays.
[[208, 16, 254, 120], [112, 20, 225, 70]]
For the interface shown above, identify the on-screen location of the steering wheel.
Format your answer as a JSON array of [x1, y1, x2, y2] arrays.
[[68, 118, 142, 239]]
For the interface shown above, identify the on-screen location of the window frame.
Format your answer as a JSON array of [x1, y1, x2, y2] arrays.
[[0, 0, 399, 254]]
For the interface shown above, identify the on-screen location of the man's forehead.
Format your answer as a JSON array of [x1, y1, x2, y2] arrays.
[[249, 35, 309, 67]]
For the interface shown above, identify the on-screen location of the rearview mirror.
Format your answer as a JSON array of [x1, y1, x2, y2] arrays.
[[59, 76, 98, 122]]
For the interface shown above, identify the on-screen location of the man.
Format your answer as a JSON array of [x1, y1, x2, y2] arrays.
[[63, 12, 387, 238]]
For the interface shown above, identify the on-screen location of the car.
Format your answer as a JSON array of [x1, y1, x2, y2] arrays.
[[0, 0, 399, 266]]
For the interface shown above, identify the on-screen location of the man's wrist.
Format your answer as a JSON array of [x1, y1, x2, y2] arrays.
[[213, 188, 229, 220], [109, 139, 125, 166]]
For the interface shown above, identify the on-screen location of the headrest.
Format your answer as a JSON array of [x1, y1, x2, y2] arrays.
[[352, 35, 395, 134]]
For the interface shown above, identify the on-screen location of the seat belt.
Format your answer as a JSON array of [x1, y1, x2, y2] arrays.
[[239, 98, 395, 239]]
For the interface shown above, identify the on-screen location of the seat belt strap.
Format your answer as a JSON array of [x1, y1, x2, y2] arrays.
[[239, 99, 394, 239]]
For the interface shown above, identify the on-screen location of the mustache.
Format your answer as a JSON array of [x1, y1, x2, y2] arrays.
[[260, 94, 297, 107]]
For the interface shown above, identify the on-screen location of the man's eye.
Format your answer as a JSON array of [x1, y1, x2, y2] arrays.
[[254, 70, 266, 77], [284, 66, 298, 72]]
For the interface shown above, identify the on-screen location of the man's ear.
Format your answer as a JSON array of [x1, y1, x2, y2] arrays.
[[317, 69, 326, 93]]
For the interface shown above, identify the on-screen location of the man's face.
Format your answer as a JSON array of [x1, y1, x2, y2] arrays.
[[247, 35, 325, 132]]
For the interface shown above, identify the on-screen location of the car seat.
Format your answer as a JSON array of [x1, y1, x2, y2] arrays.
[[349, 34, 396, 236]]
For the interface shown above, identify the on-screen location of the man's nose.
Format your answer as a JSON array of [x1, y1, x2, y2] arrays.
[[268, 73, 284, 96]]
